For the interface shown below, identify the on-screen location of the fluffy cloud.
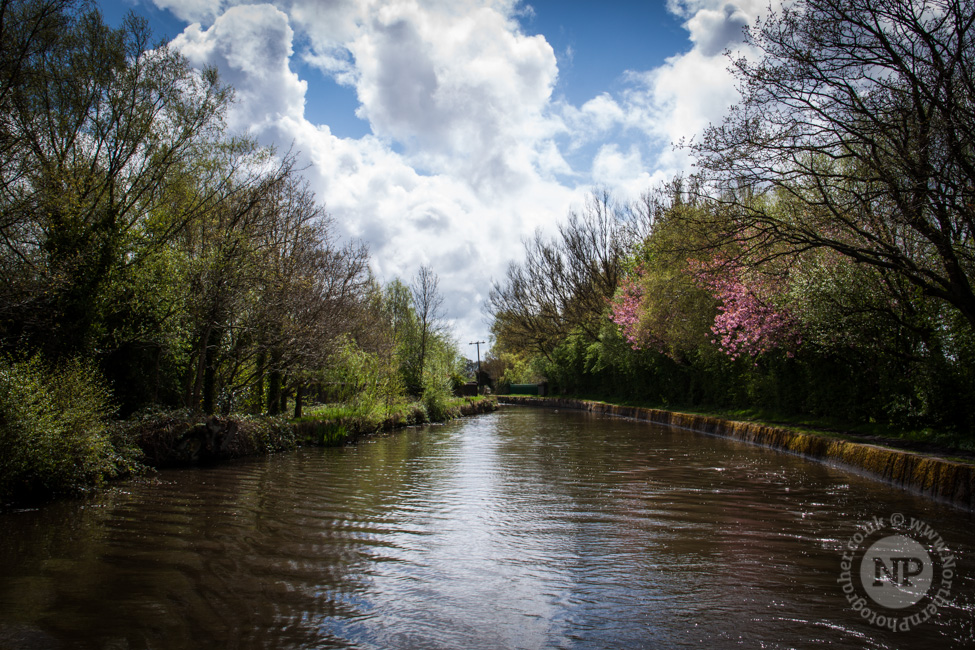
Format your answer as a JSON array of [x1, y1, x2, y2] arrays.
[[158, 0, 765, 348], [686, 3, 749, 56], [576, 1, 770, 174], [591, 144, 666, 200], [163, 0, 580, 345], [348, 3, 561, 195], [172, 4, 306, 130], [152, 0, 222, 23]]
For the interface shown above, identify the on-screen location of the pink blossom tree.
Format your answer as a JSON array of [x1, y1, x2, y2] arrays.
[[689, 259, 801, 360], [609, 271, 655, 351], [608, 260, 714, 359]]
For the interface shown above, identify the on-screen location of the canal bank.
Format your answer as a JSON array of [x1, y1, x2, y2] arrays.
[[135, 397, 499, 468], [1, 397, 501, 509], [291, 397, 499, 448], [499, 396, 975, 512]]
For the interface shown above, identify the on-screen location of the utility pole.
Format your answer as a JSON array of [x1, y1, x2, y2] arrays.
[[469, 340, 485, 393]]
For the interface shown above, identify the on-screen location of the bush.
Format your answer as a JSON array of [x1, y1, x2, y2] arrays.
[[422, 383, 460, 422], [0, 355, 125, 504], [227, 415, 298, 455]]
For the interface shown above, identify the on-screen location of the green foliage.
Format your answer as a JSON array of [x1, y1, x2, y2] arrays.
[[112, 408, 298, 466], [493, 351, 541, 394], [422, 375, 459, 423], [230, 415, 298, 455], [323, 335, 404, 419], [381, 279, 423, 394], [493, 178, 975, 443], [626, 204, 717, 361], [0, 355, 129, 503]]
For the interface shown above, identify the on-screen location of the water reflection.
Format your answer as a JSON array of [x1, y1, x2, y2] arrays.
[[0, 407, 972, 649]]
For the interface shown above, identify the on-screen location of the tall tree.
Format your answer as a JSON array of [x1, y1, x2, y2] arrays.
[[255, 171, 371, 415], [692, 0, 975, 329], [0, 0, 233, 360], [0, 0, 72, 199], [410, 265, 446, 395]]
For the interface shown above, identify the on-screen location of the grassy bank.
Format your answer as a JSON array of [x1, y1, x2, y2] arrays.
[[293, 396, 497, 446], [0, 393, 497, 508]]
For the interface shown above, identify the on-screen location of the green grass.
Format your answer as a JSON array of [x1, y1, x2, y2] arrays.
[[293, 395, 497, 445]]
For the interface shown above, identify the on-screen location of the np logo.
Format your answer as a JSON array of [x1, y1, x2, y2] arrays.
[[860, 535, 933, 609], [838, 514, 956, 632]]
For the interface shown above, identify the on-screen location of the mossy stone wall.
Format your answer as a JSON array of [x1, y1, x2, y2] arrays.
[[499, 397, 975, 512]]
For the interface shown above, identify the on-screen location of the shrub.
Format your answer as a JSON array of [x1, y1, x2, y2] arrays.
[[0, 355, 124, 503], [422, 383, 460, 422], [116, 409, 299, 464], [229, 415, 298, 455]]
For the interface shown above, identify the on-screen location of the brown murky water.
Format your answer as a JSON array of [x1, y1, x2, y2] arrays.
[[0, 406, 972, 649]]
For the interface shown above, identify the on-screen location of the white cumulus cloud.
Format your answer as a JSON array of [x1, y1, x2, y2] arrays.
[[172, 4, 306, 131], [152, 0, 223, 23], [686, 3, 750, 56], [157, 0, 767, 349]]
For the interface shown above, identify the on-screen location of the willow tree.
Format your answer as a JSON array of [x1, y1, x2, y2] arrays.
[[692, 0, 975, 330]]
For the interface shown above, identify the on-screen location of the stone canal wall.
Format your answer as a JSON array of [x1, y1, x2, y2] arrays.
[[499, 396, 975, 512]]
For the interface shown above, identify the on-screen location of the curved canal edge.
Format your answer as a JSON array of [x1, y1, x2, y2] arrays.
[[499, 396, 975, 512], [291, 397, 499, 447], [131, 398, 500, 469]]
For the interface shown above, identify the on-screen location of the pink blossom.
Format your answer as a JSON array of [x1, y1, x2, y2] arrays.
[[689, 258, 801, 359], [609, 273, 648, 350]]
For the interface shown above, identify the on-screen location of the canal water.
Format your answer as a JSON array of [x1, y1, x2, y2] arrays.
[[0, 406, 972, 649]]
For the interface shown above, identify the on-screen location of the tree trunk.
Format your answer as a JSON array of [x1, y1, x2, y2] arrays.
[[294, 384, 304, 419], [202, 326, 221, 415], [190, 323, 212, 411], [267, 370, 281, 415], [254, 350, 266, 414], [267, 347, 282, 415]]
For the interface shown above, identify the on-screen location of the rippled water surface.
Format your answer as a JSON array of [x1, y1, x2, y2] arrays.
[[0, 406, 973, 649]]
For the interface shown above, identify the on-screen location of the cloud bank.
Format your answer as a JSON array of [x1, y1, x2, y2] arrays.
[[161, 0, 765, 350]]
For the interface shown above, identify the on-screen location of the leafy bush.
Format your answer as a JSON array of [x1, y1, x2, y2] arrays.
[[422, 383, 459, 422], [115, 409, 299, 465], [0, 356, 125, 503], [228, 415, 298, 455]]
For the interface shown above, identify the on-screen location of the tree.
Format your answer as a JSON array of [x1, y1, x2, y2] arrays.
[[178, 148, 287, 414], [609, 185, 719, 362], [488, 190, 646, 358], [0, 0, 387, 422], [689, 256, 801, 360], [692, 0, 975, 330], [0, 0, 72, 200], [0, 1, 233, 362], [177, 151, 372, 415], [254, 171, 371, 416], [409, 265, 446, 395]]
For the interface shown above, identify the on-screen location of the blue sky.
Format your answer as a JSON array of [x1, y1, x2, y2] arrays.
[[101, 0, 762, 353], [524, 2, 689, 102]]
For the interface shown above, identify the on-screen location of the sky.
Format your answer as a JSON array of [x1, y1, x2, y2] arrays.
[[100, 0, 767, 359]]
